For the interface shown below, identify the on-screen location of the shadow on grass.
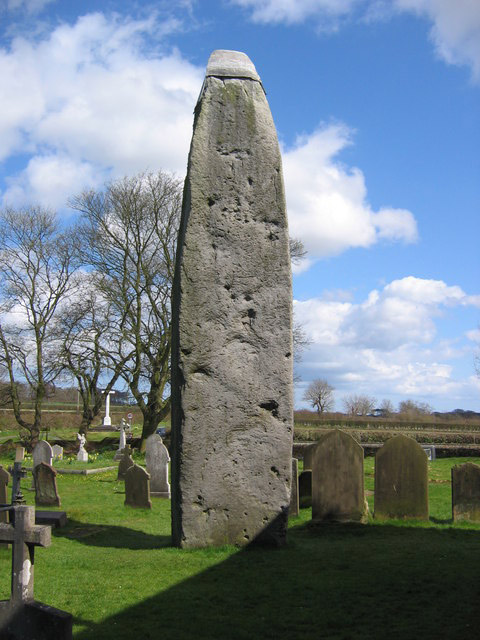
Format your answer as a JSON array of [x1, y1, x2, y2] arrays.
[[54, 519, 171, 550], [74, 518, 480, 640]]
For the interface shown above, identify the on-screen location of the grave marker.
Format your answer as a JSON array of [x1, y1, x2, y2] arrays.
[[0, 465, 10, 547], [33, 463, 61, 507], [312, 430, 367, 523], [0, 505, 72, 639], [76, 433, 88, 462], [452, 462, 480, 522], [125, 464, 152, 509], [117, 445, 134, 480], [145, 434, 170, 498], [374, 435, 428, 520], [52, 444, 63, 461]]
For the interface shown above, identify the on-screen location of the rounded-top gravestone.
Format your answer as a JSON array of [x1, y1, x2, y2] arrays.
[[374, 435, 428, 520], [145, 434, 170, 498], [311, 429, 367, 523], [33, 441, 53, 469]]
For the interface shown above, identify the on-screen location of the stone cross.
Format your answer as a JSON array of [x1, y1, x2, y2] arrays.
[[102, 390, 115, 426], [0, 505, 51, 603], [117, 445, 134, 481]]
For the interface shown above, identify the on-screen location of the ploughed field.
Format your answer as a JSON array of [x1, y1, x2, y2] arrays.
[[0, 452, 479, 640]]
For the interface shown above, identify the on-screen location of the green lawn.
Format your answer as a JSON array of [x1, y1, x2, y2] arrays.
[[0, 456, 479, 639]]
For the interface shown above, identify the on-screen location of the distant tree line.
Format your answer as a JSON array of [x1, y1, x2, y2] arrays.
[[303, 378, 435, 417]]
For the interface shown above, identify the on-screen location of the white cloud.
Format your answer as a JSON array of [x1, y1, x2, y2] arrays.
[[294, 276, 480, 408], [283, 125, 418, 266], [233, 0, 480, 79], [4, 0, 55, 13], [0, 12, 203, 209], [393, 0, 480, 80], [231, 0, 360, 27]]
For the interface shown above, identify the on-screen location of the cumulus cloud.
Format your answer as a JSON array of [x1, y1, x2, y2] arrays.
[[0, 12, 203, 209], [283, 125, 418, 269], [233, 0, 480, 79], [393, 0, 480, 80], [3, 0, 55, 13], [294, 276, 480, 405]]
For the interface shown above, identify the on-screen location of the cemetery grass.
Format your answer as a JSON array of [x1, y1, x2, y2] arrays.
[[0, 458, 479, 639]]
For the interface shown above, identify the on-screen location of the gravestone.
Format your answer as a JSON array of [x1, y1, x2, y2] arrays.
[[374, 435, 428, 520], [0, 465, 10, 547], [312, 430, 367, 523], [303, 444, 316, 471], [32, 441, 53, 488], [171, 49, 294, 548], [289, 458, 299, 517], [117, 445, 134, 481], [298, 471, 312, 508], [0, 505, 72, 639], [145, 434, 171, 498], [33, 462, 61, 507], [114, 419, 127, 461], [52, 444, 63, 460], [452, 462, 480, 522], [124, 464, 152, 509], [76, 433, 88, 462], [33, 440, 53, 468]]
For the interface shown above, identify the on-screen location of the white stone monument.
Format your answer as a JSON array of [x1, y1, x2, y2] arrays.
[[31, 441, 53, 488], [102, 390, 115, 426], [114, 419, 127, 461], [76, 433, 88, 462], [145, 434, 170, 498]]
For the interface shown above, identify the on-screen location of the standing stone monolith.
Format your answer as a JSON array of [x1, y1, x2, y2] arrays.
[[171, 49, 293, 548]]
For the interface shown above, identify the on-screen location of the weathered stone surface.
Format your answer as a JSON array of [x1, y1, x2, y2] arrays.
[[312, 430, 367, 523], [117, 445, 134, 481], [33, 441, 53, 469], [171, 49, 293, 548], [374, 435, 428, 520], [452, 462, 480, 522], [303, 444, 315, 471], [0, 466, 10, 547], [298, 471, 312, 508], [33, 463, 60, 507], [124, 465, 152, 509], [289, 458, 299, 517], [145, 434, 170, 498]]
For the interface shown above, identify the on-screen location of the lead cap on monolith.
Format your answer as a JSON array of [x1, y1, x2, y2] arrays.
[[206, 49, 261, 81]]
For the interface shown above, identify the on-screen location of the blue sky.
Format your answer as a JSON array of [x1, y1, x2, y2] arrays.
[[0, 0, 479, 412]]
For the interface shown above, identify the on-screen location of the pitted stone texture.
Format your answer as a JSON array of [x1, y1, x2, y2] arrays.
[[374, 435, 428, 520], [289, 458, 299, 517], [452, 462, 480, 522], [311, 430, 367, 523], [171, 50, 293, 548], [33, 463, 60, 507], [206, 50, 260, 81]]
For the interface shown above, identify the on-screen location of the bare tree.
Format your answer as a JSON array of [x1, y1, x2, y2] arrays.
[[70, 171, 181, 441], [398, 399, 432, 417], [303, 378, 335, 413], [379, 398, 395, 416], [342, 394, 376, 416], [0, 207, 80, 447], [50, 281, 127, 433]]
